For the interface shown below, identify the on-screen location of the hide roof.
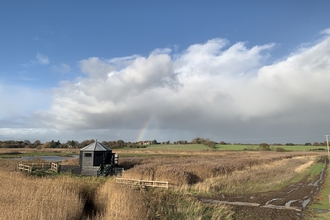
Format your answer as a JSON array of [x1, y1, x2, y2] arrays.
[[80, 140, 111, 151]]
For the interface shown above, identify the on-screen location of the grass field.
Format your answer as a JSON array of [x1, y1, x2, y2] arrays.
[[0, 148, 79, 158], [0, 148, 329, 219], [215, 144, 329, 151], [119, 143, 329, 152]]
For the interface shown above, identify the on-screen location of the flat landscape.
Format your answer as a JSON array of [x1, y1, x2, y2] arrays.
[[1, 146, 330, 219]]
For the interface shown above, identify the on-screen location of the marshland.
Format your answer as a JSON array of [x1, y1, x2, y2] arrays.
[[0, 145, 330, 219]]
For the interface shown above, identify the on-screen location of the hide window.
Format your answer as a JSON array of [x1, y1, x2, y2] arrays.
[[84, 153, 92, 157], [95, 153, 104, 158]]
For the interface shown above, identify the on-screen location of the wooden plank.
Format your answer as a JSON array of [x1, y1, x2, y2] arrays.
[[17, 163, 32, 174], [115, 178, 168, 188]]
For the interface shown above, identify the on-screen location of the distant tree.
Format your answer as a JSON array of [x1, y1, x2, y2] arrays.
[[219, 141, 227, 145], [258, 143, 271, 151], [152, 140, 158, 145], [313, 142, 320, 146], [23, 140, 31, 146], [50, 140, 61, 148], [275, 147, 286, 152], [66, 140, 78, 147], [101, 141, 109, 147], [33, 140, 41, 146], [305, 142, 312, 146], [204, 140, 216, 149], [286, 143, 295, 146], [116, 140, 125, 148], [42, 142, 51, 148], [192, 137, 203, 144], [79, 139, 94, 148]]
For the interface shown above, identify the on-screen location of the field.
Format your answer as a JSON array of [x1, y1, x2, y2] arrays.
[[0, 147, 329, 219], [117, 143, 329, 152]]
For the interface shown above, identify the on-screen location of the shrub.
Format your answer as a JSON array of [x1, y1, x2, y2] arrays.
[[275, 147, 286, 152], [258, 143, 271, 151]]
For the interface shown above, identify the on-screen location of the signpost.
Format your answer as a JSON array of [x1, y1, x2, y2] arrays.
[[325, 135, 329, 157]]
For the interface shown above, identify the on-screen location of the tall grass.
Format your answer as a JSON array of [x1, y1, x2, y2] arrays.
[[188, 156, 317, 195], [94, 179, 234, 220], [121, 152, 317, 186], [0, 158, 104, 220], [0, 171, 84, 219], [0, 151, 323, 219]]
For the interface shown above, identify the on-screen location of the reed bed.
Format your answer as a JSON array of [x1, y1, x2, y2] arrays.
[[189, 155, 317, 194], [94, 179, 233, 220], [121, 152, 315, 186], [61, 157, 79, 166], [0, 171, 84, 220], [0, 158, 104, 220], [0, 151, 321, 219], [0, 158, 19, 172], [0, 148, 79, 155]]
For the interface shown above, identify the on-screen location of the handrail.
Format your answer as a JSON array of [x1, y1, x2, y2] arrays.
[[115, 178, 168, 188]]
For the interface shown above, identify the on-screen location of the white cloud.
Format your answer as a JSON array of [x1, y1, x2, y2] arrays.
[[52, 63, 71, 73], [6, 31, 330, 143], [22, 53, 50, 67], [36, 53, 49, 65], [35, 39, 269, 129]]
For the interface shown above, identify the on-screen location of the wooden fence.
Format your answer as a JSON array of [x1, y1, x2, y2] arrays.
[[50, 162, 60, 173], [17, 163, 32, 174], [17, 161, 60, 174], [115, 178, 169, 188]]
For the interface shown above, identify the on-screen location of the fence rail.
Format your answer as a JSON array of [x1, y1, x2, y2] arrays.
[[115, 178, 168, 188], [50, 162, 60, 173], [17, 163, 32, 174], [17, 161, 60, 174]]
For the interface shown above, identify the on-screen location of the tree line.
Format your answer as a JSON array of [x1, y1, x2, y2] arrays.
[[0, 138, 328, 149]]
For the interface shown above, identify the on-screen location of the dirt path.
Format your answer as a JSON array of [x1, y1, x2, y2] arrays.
[[199, 158, 328, 220]]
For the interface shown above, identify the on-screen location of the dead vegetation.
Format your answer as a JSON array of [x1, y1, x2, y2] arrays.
[[120, 152, 318, 186], [0, 150, 323, 219], [93, 181, 234, 220], [0, 170, 84, 219]]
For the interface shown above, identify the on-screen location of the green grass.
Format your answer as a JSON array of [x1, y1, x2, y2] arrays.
[[120, 144, 328, 152], [307, 158, 330, 219], [216, 144, 328, 151], [32, 169, 61, 177], [215, 144, 258, 150], [0, 151, 74, 158], [309, 159, 330, 211], [120, 144, 213, 151]]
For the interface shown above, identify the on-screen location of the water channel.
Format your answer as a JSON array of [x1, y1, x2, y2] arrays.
[[13, 155, 79, 161]]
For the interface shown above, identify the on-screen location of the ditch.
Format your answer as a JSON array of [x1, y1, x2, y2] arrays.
[[199, 157, 329, 220]]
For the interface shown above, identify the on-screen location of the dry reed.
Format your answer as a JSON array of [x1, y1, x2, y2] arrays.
[[121, 152, 316, 186], [94, 179, 233, 220], [0, 171, 84, 220], [187, 155, 317, 194], [0, 151, 321, 220]]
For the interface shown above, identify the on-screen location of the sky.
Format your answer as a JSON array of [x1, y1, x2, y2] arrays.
[[1, 1, 330, 144]]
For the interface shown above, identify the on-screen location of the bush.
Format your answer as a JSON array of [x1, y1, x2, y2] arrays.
[[258, 143, 271, 151], [275, 147, 286, 152]]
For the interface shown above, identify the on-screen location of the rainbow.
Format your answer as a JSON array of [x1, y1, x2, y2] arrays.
[[136, 115, 154, 142]]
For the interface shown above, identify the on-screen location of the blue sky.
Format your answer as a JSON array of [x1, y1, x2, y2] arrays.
[[1, 1, 330, 144]]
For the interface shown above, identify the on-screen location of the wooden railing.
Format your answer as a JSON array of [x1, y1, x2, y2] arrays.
[[17, 161, 60, 174], [115, 178, 169, 188], [50, 162, 60, 173], [17, 163, 32, 174]]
